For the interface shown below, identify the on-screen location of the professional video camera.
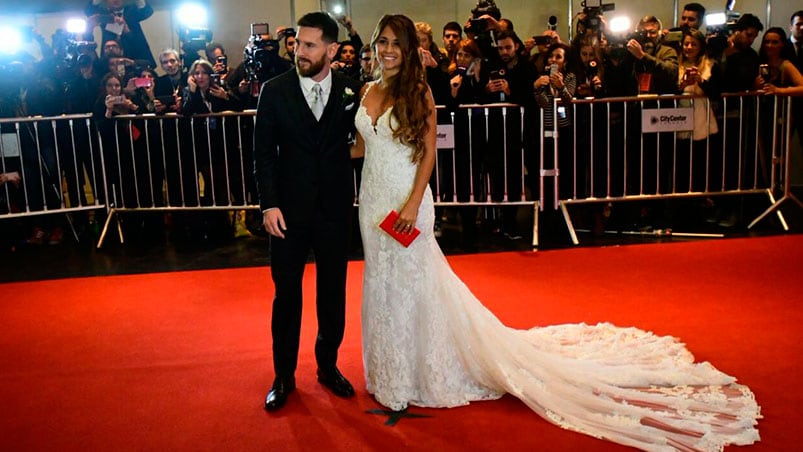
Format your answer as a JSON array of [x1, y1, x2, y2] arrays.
[[704, 0, 741, 57], [242, 23, 293, 95], [178, 25, 212, 70], [578, 0, 615, 36], [465, 0, 502, 35], [50, 28, 97, 79]]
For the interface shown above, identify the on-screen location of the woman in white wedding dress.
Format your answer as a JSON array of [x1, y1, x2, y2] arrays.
[[351, 14, 760, 451]]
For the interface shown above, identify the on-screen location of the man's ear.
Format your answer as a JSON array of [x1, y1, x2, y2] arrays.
[[327, 42, 339, 61]]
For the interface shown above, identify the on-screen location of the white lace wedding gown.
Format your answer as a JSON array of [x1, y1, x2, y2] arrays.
[[355, 88, 760, 451]]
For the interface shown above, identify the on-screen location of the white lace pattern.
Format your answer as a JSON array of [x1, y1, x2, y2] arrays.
[[356, 82, 760, 451]]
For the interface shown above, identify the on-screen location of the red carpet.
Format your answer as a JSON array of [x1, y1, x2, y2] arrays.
[[1, 235, 801, 451]]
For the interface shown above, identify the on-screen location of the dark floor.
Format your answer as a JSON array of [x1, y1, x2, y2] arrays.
[[1, 189, 801, 283]]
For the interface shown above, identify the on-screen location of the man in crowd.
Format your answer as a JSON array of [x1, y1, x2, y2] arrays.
[[679, 3, 706, 31], [85, 0, 156, 69], [442, 21, 463, 64], [484, 30, 536, 239]]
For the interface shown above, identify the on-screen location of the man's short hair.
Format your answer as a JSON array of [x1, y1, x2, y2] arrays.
[[297, 12, 339, 43], [638, 15, 662, 30], [443, 21, 462, 36], [791, 11, 803, 24], [204, 42, 225, 58], [683, 3, 706, 18], [159, 48, 180, 62], [494, 30, 519, 45], [734, 14, 764, 32]]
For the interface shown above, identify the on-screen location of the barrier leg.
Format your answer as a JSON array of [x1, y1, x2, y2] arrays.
[[559, 201, 580, 245], [532, 201, 539, 250], [748, 189, 801, 230], [96, 209, 123, 248]]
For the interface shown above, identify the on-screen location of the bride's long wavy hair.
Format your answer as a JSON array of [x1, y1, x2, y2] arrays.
[[370, 14, 431, 163]]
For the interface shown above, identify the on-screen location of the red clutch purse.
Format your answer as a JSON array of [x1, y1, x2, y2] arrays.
[[379, 210, 421, 247]]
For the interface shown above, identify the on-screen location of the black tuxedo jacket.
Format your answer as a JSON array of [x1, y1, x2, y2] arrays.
[[253, 70, 361, 223]]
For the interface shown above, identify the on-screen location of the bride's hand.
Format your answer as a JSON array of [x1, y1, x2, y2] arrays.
[[394, 203, 418, 234]]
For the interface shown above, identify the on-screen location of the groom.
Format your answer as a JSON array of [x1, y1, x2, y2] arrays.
[[253, 11, 362, 411]]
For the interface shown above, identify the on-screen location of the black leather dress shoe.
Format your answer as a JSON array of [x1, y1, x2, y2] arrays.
[[264, 376, 296, 411], [317, 367, 355, 398]]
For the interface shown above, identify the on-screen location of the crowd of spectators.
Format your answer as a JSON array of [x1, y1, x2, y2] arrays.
[[3, 1, 803, 251]]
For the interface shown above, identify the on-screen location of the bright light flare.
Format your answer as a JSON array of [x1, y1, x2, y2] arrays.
[[176, 3, 208, 29], [705, 13, 727, 27], [608, 16, 631, 34], [0, 26, 22, 55], [66, 18, 87, 34]]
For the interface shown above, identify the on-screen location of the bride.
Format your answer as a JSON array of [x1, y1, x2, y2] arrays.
[[350, 14, 760, 451]]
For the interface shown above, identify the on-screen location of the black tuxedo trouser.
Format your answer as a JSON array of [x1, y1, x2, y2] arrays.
[[269, 213, 350, 378]]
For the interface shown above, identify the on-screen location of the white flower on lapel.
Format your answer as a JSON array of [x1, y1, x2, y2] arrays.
[[342, 87, 356, 110]]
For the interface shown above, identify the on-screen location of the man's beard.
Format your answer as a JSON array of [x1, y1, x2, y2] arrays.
[[296, 53, 327, 77]]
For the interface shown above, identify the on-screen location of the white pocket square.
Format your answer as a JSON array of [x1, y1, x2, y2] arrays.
[[344, 102, 355, 111]]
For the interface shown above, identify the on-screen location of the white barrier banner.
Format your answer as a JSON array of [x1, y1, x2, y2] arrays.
[[1, 133, 20, 158], [641, 107, 694, 133], [437, 124, 455, 149]]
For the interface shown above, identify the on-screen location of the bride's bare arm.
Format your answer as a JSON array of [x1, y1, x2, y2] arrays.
[[397, 88, 437, 228], [351, 131, 365, 158]]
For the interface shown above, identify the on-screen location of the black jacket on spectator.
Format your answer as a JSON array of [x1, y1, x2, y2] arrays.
[[85, 0, 156, 69]]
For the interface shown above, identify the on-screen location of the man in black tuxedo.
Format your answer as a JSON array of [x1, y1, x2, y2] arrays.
[[254, 12, 361, 411]]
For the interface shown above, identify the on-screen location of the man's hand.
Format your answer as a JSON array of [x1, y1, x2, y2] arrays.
[[0, 171, 21, 186], [626, 39, 645, 60], [263, 209, 287, 238], [486, 78, 509, 95]]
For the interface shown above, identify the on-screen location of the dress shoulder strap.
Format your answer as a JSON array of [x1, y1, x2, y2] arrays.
[[361, 80, 377, 103]]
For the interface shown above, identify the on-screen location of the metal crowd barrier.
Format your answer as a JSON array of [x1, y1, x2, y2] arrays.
[[1, 95, 798, 250], [538, 91, 801, 247], [0, 113, 106, 242], [92, 110, 260, 246]]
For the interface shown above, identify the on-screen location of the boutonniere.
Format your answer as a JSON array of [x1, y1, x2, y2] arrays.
[[342, 87, 355, 104], [342, 87, 356, 110]]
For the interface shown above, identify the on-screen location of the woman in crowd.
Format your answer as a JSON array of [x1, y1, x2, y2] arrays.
[[534, 42, 576, 200], [677, 28, 721, 193], [569, 35, 605, 201], [93, 72, 140, 208], [180, 59, 242, 238], [757, 27, 803, 95], [123, 66, 168, 210], [755, 27, 803, 185], [446, 38, 486, 246], [332, 40, 361, 80]]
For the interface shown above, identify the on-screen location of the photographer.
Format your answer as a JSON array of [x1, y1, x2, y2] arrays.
[[85, 0, 156, 69], [627, 16, 679, 95], [463, 0, 503, 61], [275, 26, 297, 63], [231, 26, 294, 109], [205, 42, 231, 86]]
